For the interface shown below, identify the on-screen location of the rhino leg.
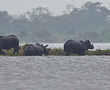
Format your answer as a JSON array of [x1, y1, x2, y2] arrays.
[[13, 46, 19, 54], [78, 50, 86, 55]]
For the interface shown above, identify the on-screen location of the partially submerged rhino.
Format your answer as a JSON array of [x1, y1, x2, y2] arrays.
[[23, 43, 49, 56], [0, 34, 19, 54], [64, 40, 94, 55]]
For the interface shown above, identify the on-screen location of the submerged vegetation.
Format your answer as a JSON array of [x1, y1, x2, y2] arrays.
[[1, 46, 24, 56], [48, 48, 65, 56], [87, 49, 110, 55], [1, 45, 110, 56]]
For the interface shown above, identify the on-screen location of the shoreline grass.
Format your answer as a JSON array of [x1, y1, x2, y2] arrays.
[[0, 45, 110, 56]]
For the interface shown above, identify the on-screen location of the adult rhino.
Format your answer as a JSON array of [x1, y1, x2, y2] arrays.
[[23, 43, 49, 56], [0, 35, 19, 54], [64, 40, 94, 55]]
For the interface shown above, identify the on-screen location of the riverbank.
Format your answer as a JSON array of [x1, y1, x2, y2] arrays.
[[1, 47, 110, 56], [49, 48, 110, 56]]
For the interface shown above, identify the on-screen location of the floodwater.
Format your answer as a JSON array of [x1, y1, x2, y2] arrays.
[[0, 56, 110, 90], [32, 43, 110, 50]]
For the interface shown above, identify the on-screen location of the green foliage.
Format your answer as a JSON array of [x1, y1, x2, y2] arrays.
[[16, 46, 24, 56], [2, 48, 15, 56], [87, 49, 110, 55], [1, 46, 24, 56], [0, 1, 110, 42], [48, 48, 65, 56]]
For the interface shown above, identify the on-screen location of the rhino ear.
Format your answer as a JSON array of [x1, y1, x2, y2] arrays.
[[40, 44, 43, 46]]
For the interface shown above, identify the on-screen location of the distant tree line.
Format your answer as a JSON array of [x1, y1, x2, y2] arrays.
[[0, 1, 110, 43]]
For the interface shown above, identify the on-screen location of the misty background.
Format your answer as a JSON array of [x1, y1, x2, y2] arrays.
[[0, 1, 110, 43]]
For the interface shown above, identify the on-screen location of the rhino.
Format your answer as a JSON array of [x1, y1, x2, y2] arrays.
[[23, 43, 49, 56], [0, 34, 19, 54], [64, 40, 94, 55]]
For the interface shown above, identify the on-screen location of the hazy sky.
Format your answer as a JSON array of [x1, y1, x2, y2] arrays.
[[0, 0, 110, 15]]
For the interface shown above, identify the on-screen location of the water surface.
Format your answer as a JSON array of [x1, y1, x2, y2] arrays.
[[0, 56, 110, 90], [34, 43, 110, 50]]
